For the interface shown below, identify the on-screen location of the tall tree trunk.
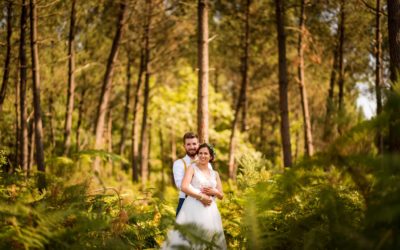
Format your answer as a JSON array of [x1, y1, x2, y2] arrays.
[[275, 0, 292, 167], [159, 129, 165, 189], [241, 0, 250, 132], [387, 0, 400, 152], [131, 50, 144, 182], [388, 0, 400, 84], [28, 119, 34, 176], [19, 0, 29, 173], [228, 0, 251, 180], [48, 96, 56, 151], [323, 45, 339, 140], [94, 1, 128, 172], [0, 0, 13, 114], [107, 108, 113, 175], [170, 131, 176, 185], [76, 87, 87, 152], [63, 0, 77, 156], [197, 0, 209, 143], [30, 0, 46, 190], [139, 0, 153, 186], [119, 54, 132, 157], [337, 0, 345, 117], [147, 123, 152, 179], [375, 0, 383, 154], [297, 0, 314, 157], [14, 67, 20, 171]]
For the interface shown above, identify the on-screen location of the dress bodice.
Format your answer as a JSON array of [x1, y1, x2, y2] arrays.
[[191, 164, 217, 190]]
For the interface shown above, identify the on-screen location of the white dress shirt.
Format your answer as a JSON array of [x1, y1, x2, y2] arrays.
[[173, 154, 213, 198]]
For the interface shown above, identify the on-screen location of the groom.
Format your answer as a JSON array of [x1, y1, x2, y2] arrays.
[[173, 132, 212, 216]]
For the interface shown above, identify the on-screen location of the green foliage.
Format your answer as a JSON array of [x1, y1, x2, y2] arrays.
[[224, 99, 400, 249], [0, 156, 175, 250], [0, 150, 8, 168]]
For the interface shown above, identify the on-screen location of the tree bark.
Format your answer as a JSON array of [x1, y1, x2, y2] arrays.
[[323, 45, 339, 140], [387, 0, 400, 152], [228, 0, 251, 180], [159, 129, 165, 189], [76, 87, 87, 152], [197, 0, 209, 143], [241, 0, 250, 133], [375, 0, 383, 154], [63, 0, 77, 156], [48, 96, 56, 151], [0, 0, 13, 114], [94, 1, 128, 172], [30, 0, 46, 190], [107, 108, 113, 174], [131, 49, 144, 182], [119, 54, 132, 157], [19, 0, 29, 173], [275, 0, 292, 167], [14, 65, 20, 172], [337, 0, 346, 115], [28, 119, 34, 176], [170, 131, 176, 185], [387, 0, 400, 85], [139, 0, 153, 185], [297, 0, 314, 157]]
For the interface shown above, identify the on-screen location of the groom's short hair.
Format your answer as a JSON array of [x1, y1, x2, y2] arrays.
[[183, 132, 198, 143]]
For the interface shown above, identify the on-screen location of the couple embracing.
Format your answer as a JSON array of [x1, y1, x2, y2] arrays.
[[162, 132, 227, 249]]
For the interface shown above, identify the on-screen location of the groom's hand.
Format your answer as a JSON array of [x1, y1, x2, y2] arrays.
[[199, 194, 212, 206]]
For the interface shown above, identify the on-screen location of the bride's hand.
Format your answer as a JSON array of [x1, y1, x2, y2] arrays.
[[201, 187, 217, 196]]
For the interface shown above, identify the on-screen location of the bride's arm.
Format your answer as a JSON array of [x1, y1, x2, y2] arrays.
[[214, 172, 224, 200], [181, 167, 211, 203]]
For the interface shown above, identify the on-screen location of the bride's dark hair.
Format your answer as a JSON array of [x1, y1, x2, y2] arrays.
[[197, 143, 216, 162]]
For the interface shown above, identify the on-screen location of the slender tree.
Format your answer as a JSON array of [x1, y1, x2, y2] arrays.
[[76, 87, 87, 152], [241, 0, 250, 133], [337, 0, 346, 117], [275, 0, 292, 167], [14, 63, 20, 171], [387, 0, 400, 152], [63, 0, 77, 156], [375, 0, 383, 153], [94, 0, 128, 172], [324, 1, 345, 139], [159, 129, 165, 188], [119, 53, 132, 158], [30, 0, 46, 190], [197, 0, 210, 143], [19, 0, 29, 173], [0, 0, 13, 114], [323, 45, 339, 140], [228, 0, 251, 179], [28, 118, 35, 176], [48, 96, 56, 150], [139, 0, 153, 185], [297, 0, 314, 157], [387, 0, 400, 86], [170, 131, 176, 185], [107, 108, 113, 174], [131, 49, 144, 182]]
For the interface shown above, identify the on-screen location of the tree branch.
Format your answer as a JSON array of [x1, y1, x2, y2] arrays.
[[358, 0, 387, 16]]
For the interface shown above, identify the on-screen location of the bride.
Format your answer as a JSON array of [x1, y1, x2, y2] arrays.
[[162, 143, 227, 249]]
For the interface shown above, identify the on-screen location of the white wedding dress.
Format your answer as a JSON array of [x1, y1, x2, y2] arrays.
[[162, 164, 227, 250]]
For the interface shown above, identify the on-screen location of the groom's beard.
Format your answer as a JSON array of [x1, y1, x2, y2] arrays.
[[186, 150, 197, 158]]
